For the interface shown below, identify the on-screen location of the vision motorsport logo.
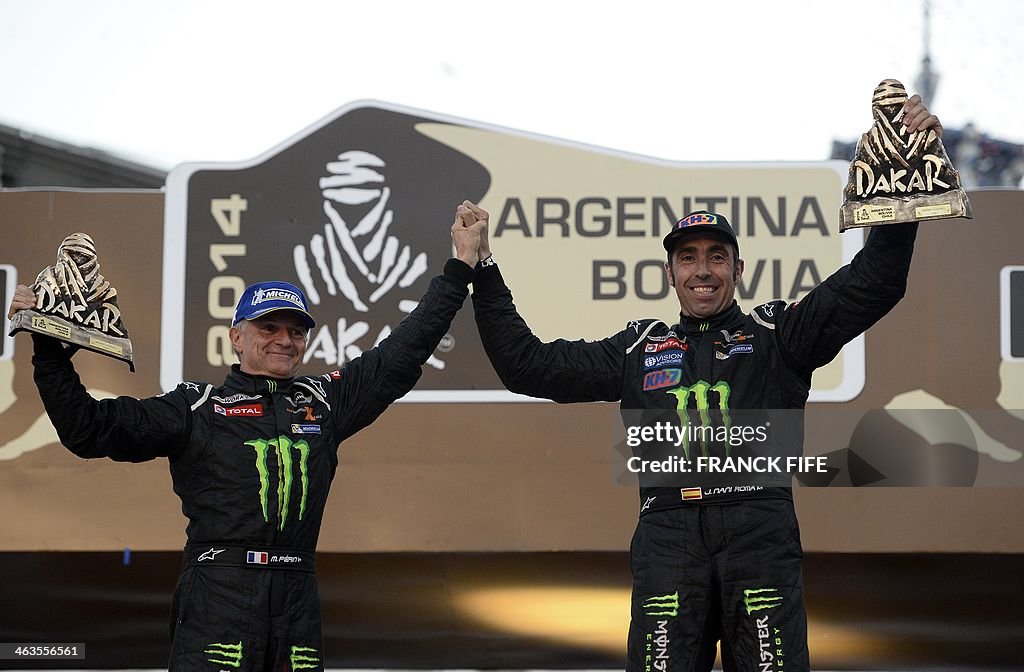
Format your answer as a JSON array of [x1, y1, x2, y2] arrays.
[[245, 436, 311, 531], [642, 591, 680, 617]]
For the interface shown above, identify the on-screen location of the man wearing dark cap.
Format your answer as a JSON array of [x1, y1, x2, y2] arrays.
[[464, 94, 940, 672], [6, 218, 486, 671]]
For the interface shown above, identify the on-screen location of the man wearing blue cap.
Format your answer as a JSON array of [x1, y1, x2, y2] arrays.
[[465, 96, 941, 671], [7, 217, 486, 671]]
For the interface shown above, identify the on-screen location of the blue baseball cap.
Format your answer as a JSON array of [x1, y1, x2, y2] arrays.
[[662, 211, 739, 255], [232, 281, 316, 329]]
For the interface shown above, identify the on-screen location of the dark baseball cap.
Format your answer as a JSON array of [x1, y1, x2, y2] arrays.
[[232, 280, 316, 329], [662, 211, 739, 255]]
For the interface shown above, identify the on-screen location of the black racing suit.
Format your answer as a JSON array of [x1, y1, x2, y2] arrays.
[[472, 225, 917, 671], [30, 260, 473, 672]]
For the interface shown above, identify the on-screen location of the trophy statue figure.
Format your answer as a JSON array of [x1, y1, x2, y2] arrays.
[[8, 233, 134, 370], [840, 79, 973, 231]]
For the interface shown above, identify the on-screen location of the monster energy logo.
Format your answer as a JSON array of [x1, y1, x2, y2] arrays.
[[744, 587, 783, 615], [290, 645, 320, 670], [206, 641, 242, 668], [642, 591, 679, 617], [667, 380, 732, 459], [245, 436, 311, 531]]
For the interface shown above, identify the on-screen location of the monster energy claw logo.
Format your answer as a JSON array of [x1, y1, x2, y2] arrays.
[[643, 591, 680, 617], [744, 587, 784, 615], [667, 380, 732, 459], [290, 645, 320, 670], [245, 436, 311, 531], [205, 641, 243, 668]]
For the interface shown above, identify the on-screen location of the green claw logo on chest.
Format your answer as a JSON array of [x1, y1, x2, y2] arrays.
[[666, 380, 732, 459], [245, 436, 311, 530]]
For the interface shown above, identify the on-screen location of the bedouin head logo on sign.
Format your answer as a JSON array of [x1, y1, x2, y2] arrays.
[[163, 103, 494, 398], [163, 101, 858, 402]]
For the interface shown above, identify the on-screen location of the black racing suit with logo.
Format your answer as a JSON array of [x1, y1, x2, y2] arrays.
[[29, 260, 472, 672], [472, 225, 917, 672]]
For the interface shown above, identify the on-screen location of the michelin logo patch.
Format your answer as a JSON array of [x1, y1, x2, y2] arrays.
[[716, 343, 754, 360], [291, 423, 321, 434]]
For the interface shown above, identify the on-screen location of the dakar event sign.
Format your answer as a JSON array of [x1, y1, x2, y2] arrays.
[[162, 101, 858, 401]]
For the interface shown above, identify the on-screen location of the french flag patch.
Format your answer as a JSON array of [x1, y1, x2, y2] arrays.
[[247, 551, 269, 565]]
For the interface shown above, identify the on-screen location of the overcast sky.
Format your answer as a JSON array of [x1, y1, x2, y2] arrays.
[[1, 0, 1021, 171]]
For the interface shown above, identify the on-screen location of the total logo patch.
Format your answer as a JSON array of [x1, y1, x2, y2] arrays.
[[645, 338, 686, 353], [644, 351, 685, 370], [214, 403, 263, 417], [643, 368, 683, 391], [291, 423, 321, 434]]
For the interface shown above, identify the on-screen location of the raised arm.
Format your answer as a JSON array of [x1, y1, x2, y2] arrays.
[[464, 201, 626, 403], [776, 94, 940, 374], [9, 283, 189, 462], [328, 213, 484, 440]]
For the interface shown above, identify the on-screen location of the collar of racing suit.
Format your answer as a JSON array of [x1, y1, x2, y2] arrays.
[[224, 364, 295, 394], [675, 300, 745, 337]]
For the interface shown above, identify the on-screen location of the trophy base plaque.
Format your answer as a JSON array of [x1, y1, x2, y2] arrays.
[[840, 188, 974, 232], [10, 309, 135, 371]]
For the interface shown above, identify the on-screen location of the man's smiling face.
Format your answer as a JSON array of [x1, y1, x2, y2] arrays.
[[230, 312, 309, 379], [665, 233, 743, 319]]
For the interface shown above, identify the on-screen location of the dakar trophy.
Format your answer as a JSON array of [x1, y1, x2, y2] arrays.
[[8, 233, 135, 371], [840, 79, 973, 231]]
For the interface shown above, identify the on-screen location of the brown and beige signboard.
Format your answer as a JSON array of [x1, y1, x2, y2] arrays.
[[162, 102, 860, 401]]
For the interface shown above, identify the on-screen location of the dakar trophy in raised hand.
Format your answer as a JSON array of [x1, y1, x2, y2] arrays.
[[840, 78, 973, 231], [8, 233, 134, 370]]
